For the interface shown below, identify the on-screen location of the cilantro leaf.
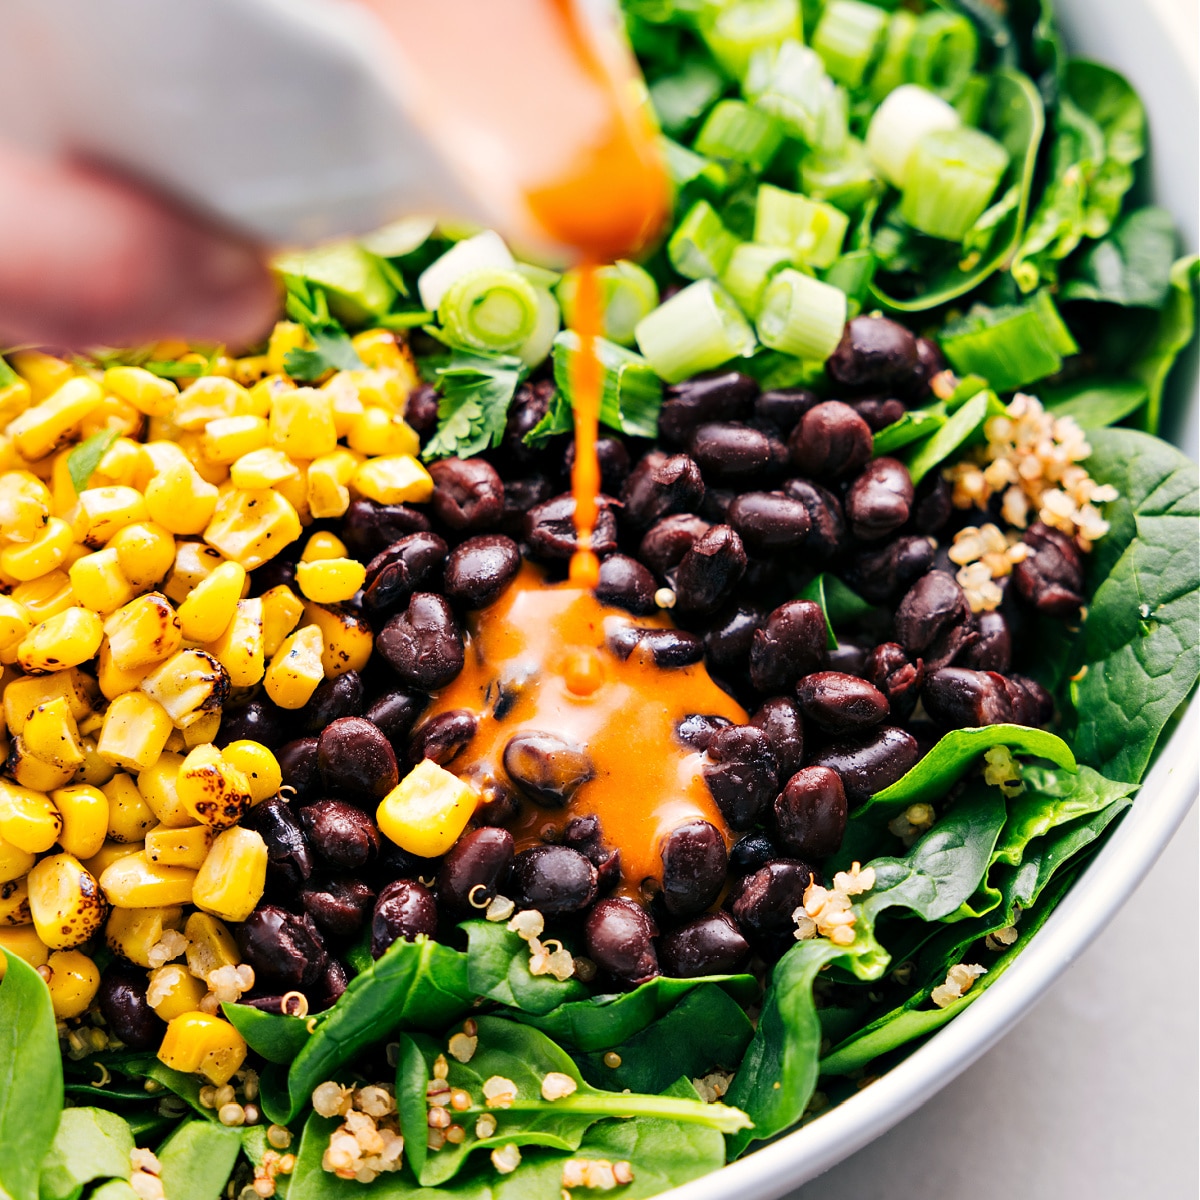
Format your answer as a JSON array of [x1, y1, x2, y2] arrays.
[[279, 273, 365, 382], [67, 430, 119, 494], [421, 350, 527, 461]]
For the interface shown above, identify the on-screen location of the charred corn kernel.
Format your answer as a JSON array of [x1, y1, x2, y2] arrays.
[[203, 489, 301, 571], [0, 878, 30, 926], [307, 450, 360, 519], [203, 599, 264, 688], [147, 963, 207, 1020], [97, 637, 149, 700], [260, 587, 304, 658], [302, 602, 373, 677], [267, 321, 310, 375], [104, 593, 182, 670], [0, 374, 32, 425], [102, 773, 158, 842], [28, 853, 106, 949], [184, 911, 238, 978], [163, 542, 225, 604], [146, 823, 212, 869], [52, 785, 109, 859], [77, 737, 118, 787], [175, 562, 245, 644], [269, 388, 338, 459], [144, 461, 219, 535], [83, 840, 142, 878], [110, 522, 175, 588], [377, 760, 477, 858], [222, 742, 281, 804], [102, 366, 179, 416], [70, 486, 148, 547], [137, 752, 189, 827], [0, 834, 35, 884], [9, 351, 75, 402], [347, 406, 420, 458], [1, 517, 73, 581], [0, 925, 49, 974], [140, 649, 231, 728], [44, 949, 101, 1018], [3, 669, 93, 736], [9, 377, 105, 460], [231, 356, 269, 388], [178, 744, 252, 829], [193, 826, 268, 922], [351, 329, 404, 370], [295, 558, 365, 605], [69, 548, 138, 614], [263, 625, 325, 709], [104, 902, 179, 966], [100, 852, 195, 908], [174, 376, 253, 429], [17, 606, 103, 674], [22, 697, 84, 769], [201, 415, 270, 465], [0, 471, 52, 542], [229, 448, 299, 490], [0, 596, 33, 655], [352, 455, 433, 505], [11, 571, 75, 623], [96, 693, 173, 773], [8, 744, 74, 791], [183, 711, 222, 748], [159, 1012, 247, 1085]]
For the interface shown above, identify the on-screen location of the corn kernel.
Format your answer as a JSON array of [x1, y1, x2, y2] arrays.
[[99, 852, 195, 908], [44, 949, 102, 1018], [260, 587, 304, 658], [102, 366, 178, 416], [307, 450, 360, 519], [272, 463, 311, 526], [231, 356, 270, 388], [202, 415, 270, 466], [183, 711, 222, 748], [92, 438, 149, 491], [203, 489, 302, 570], [175, 561, 245, 644], [297, 532, 346, 564], [11, 571, 75, 623], [82, 840, 143, 879], [302, 602, 373, 677], [352, 455, 434, 505], [267, 322, 310, 375], [22, 697, 84, 769], [69, 548, 138, 614], [0, 471, 52, 543], [229, 448, 299, 490], [96, 693, 173, 773], [0, 834, 35, 884], [0, 376, 32, 426], [144, 461, 219, 535], [0, 596, 33, 656], [0, 878, 30, 926], [158, 1012, 247, 1085], [174, 376, 252, 429], [0, 517, 73, 581], [222, 741, 282, 804], [97, 637, 149, 700], [17, 606, 103, 675], [328, 386, 364, 439], [7, 742, 75, 791], [147, 963, 207, 1020], [295, 558, 366, 605], [141, 440, 188, 479], [0, 925, 50, 974], [177, 744, 252, 829], [8, 351, 74, 403], [347, 407, 421, 458], [76, 395, 143, 443], [104, 593, 182, 671], [146, 823, 213, 870], [352, 329, 417, 376], [77, 737, 118, 788], [110, 522, 175, 588], [203, 599, 264, 688], [71, 486, 149, 548], [27, 853, 106, 949], [163, 542, 225, 604], [269, 389, 338, 459], [339, 368, 412, 414], [104, 903, 180, 967], [3, 668, 93, 735], [377, 761, 478, 858], [263, 625, 325, 709], [0, 782, 63, 853], [102, 773, 158, 843], [184, 911, 239, 978], [164, 728, 187, 753], [137, 752, 190, 827], [140, 649, 231, 728], [193, 826, 268, 923], [51, 785, 109, 860], [9, 377, 105, 460]]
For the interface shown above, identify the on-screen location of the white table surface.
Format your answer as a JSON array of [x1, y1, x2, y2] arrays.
[[792, 801, 1199, 1199]]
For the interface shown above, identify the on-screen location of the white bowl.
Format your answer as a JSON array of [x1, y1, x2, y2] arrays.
[[665, 1, 1200, 1194]]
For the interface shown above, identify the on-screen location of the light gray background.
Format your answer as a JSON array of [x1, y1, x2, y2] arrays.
[[792, 802, 1199, 1199]]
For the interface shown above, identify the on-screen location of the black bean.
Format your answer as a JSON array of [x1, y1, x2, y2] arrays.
[[672, 525, 746, 615], [753, 387, 819, 436], [511, 845, 598, 914], [1013, 522, 1085, 618], [239, 796, 313, 890], [750, 697, 805, 780], [1011, 675, 1054, 726], [923, 667, 1011, 728], [236, 906, 327, 989], [702, 725, 778, 830], [365, 690, 428, 753], [371, 880, 438, 958], [620, 453, 706, 529], [688, 422, 788, 482], [442, 534, 521, 609], [503, 732, 593, 807], [700, 487, 736, 523], [342, 499, 431, 559], [362, 532, 448, 615], [823, 639, 871, 677], [749, 600, 827, 692], [661, 820, 727, 916], [795, 671, 890, 732], [781, 479, 847, 560], [565, 436, 631, 495], [848, 396, 907, 432], [845, 457, 914, 541], [730, 860, 819, 950], [501, 380, 557, 467], [410, 710, 478, 765], [301, 876, 376, 939], [894, 571, 975, 670], [912, 473, 954, 535], [584, 898, 659, 985], [404, 382, 439, 434], [437, 827, 515, 914], [703, 604, 765, 678], [637, 514, 712, 579], [788, 401, 873, 480], [960, 610, 1012, 673], [562, 815, 621, 893], [277, 737, 320, 802], [499, 475, 556, 537], [848, 536, 936, 603], [675, 713, 734, 753], [373, 841, 441, 889], [659, 371, 758, 444], [249, 555, 296, 595], [729, 831, 777, 874], [827, 315, 919, 392], [608, 626, 705, 667], [525, 493, 619, 559], [595, 554, 657, 615], [315, 958, 350, 1010], [660, 912, 749, 978], [301, 672, 365, 734], [429, 457, 504, 531], [217, 699, 289, 750], [318, 717, 399, 802], [377, 593, 465, 689], [300, 799, 380, 869], [726, 491, 812, 554], [907, 337, 946, 402], [467, 772, 522, 829], [866, 642, 925, 721], [97, 966, 162, 1050], [774, 767, 847, 858], [811, 726, 920, 804]]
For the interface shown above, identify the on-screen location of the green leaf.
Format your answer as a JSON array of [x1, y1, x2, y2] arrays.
[[67, 430, 120, 494], [871, 405, 947, 456], [142, 360, 206, 380], [1061, 206, 1178, 307], [650, 59, 727, 136], [0, 950, 63, 1200], [222, 1003, 313, 1065], [282, 325, 365, 383], [38, 1108, 133, 1200], [900, 390, 1004, 486], [88, 1184, 139, 1200], [273, 243, 398, 326], [1040, 380, 1148, 428], [797, 574, 877, 650], [1131, 254, 1199, 433], [155, 1120, 243, 1200], [0, 354, 18, 388], [462, 921, 588, 1015], [423, 350, 527, 461]]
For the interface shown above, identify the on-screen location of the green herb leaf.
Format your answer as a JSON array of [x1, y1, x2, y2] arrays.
[[900, 389, 1004, 486], [38, 1107, 134, 1200], [274, 243, 398, 326], [798, 574, 877, 649], [871, 405, 947, 456], [155, 1119, 244, 1200], [1061, 206, 1178, 307], [222, 1002, 313, 1065], [0, 354, 18, 388], [422, 351, 527, 462], [67, 430, 120, 494], [283, 324, 365, 384]]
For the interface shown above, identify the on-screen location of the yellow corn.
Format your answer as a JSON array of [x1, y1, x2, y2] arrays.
[[340, 368, 412, 415], [110, 522, 175, 588], [377, 759, 478, 858], [203, 488, 302, 570], [295, 557, 366, 605], [184, 911, 239, 979], [228, 447, 300, 490], [82, 838, 142, 875], [183, 711, 222, 748], [11, 570, 76, 623], [0, 374, 32, 426], [51, 785, 109, 859], [351, 329, 417, 377], [22, 697, 84, 769], [175, 561, 245, 643], [144, 461, 220, 535], [3, 669, 93, 735], [303, 601, 373, 677], [27, 852, 106, 949], [8, 377, 105, 460], [231, 356, 270, 388], [201, 415, 270, 465], [272, 463, 311, 526], [193, 826, 268, 922], [0, 925, 50, 974], [102, 366, 179, 417], [0, 878, 30, 926], [93, 438, 150, 491], [8, 350, 74, 403], [164, 728, 187, 754], [99, 852, 195, 908], [146, 963, 207, 1020], [103, 592, 182, 670], [163, 541, 225, 603], [0, 517, 73, 581], [203, 598, 264, 688], [0, 597, 33, 660], [327, 385, 364, 439], [347, 406, 421, 458], [263, 624, 325, 709], [267, 321, 310, 375], [77, 737, 118, 788], [177, 744, 253, 829], [104, 903, 181, 966], [0, 780, 63, 852], [353, 455, 433, 506], [269, 388, 338, 459], [97, 637, 149, 700], [307, 450, 360, 519], [137, 751, 189, 827], [101, 773, 158, 843], [77, 395, 143, 443], [17, 606, 103, 674], [158, 1012, 247, 1085], [146, 823, 212, 869], [173, 376, 253, 429], [7, 742, 74, 791], [221, 741, 281, 804], [0, 471, 52, 542], [70, 486, 148, 548], [69, 548, 138, 615], [0, 833, 35, 884], [96, 692, 173, 773], [300, 531, 349, 562], [260, 586, 304, 658], [43, 949, 102, 1018], [140, 648, 231, 727]]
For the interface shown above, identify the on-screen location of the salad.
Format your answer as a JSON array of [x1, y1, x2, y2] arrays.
[[1, 1, 1197, 1198]]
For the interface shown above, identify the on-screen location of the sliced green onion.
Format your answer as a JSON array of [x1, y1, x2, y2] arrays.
[[811, 0, 888, 87], [418, 230, 513, 312], [668, 199, 740, 280], [869, 9, 917, 101], [907, 11, 979, 100], [437, 268, 540, 354], [701, 0, 802, 80], [360, 216, 437, 259], [660, 136, 731, 203], [744, 39, 827, 145], [516, 288, 562, 368], [754, 183, 849, 269], [720, 242, 793, 315], [515, 262, 561, 290], [864, 83, 961, 188], [940, 291, 1079, 393], [799, 137, 879, 213], [650, 59, 727, 136], [551, 332, 663, 438], [693, 100, 785, 173], [557, 261, 660, 347], [756, 268, 848, 361], [900, 125, 1010, 242], [821, 249, 876, 317], [635, 280, 758, 383]]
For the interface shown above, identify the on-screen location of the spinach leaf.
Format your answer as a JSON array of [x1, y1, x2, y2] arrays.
[[422, 351, 528, 462], [1064, 429, 1199, 783], [462, 921, 587, 1015], [0, 950, 63, 1200], [67, 430, 120, 495], [155, 1120, 243, 1200], [1040, 379, 1148, 428], [223, 1003, 313, 1065], [38, 1108, 133, 1200], [1131, 254, 1199, 434], [900, 390, 1004, 486], [872, 406, 947, 456], [89, 1184, 139, 1200], [797, 574, 877, 649], [1061, 207, 1178, 307]]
